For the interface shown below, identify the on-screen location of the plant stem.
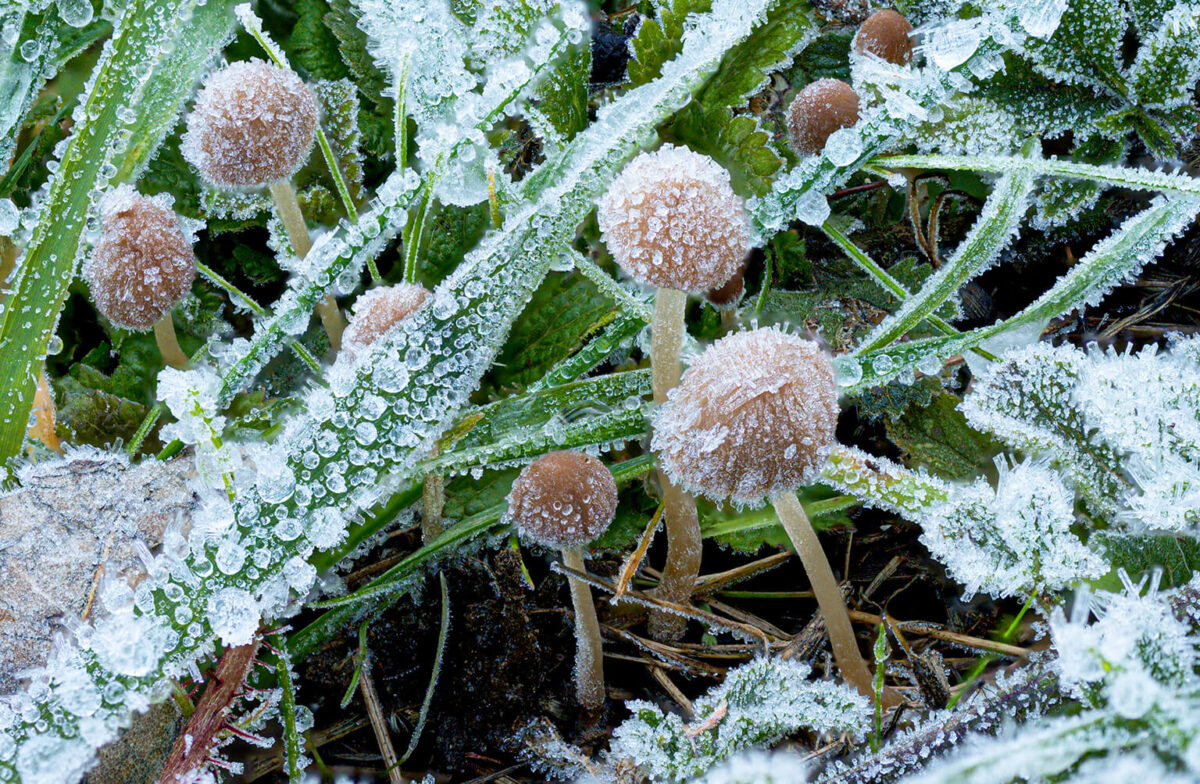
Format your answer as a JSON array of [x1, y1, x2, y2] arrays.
[[771, 489, 875, 700], [421, 443, 445, 544], [563, 546, 605, 714], [269, 180, 345, 351], [648, 287, 702, 643], [153, 315, 189, 369]]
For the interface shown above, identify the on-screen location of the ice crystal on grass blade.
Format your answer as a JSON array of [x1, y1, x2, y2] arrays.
[[920, 457, 1107, 599], [609, 657, 868, 782]]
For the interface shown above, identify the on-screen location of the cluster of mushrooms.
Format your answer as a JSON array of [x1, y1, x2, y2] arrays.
[[81, 8, 914, 714]]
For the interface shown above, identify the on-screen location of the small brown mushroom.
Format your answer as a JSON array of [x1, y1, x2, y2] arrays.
[[854, 9, 914, 65], [505, 451, 618, 714], [652, 327, 877, 700], [787, 79, 861, 156], [342, 283, 431, 356], [598, 145, 751, 642], [83, 186, 196, 368], [182, 59, 345, 349]]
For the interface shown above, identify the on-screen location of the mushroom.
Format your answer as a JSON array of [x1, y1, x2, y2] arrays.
[[341, 282, 431, 357], [787, 79, 861, 156], [651, 327, 875, 699], [705, 258, 749, 331], [504, 451, 619, 714], [597, 145, 750, 641], [182, 59, 346, 349], [83, 186, 196, 369], [854, 9, 914, 65]]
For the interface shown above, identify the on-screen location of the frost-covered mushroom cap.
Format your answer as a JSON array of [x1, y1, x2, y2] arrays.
[[82, 185, 196, 331], [787, 79, 861, 156], [854, 9, 914, 65], [505, 451, 619, 549], [597, 145, 750, 292], [343, 283, 431, 355], [183, 59, 319, 187], [652, 328, 838, 504]]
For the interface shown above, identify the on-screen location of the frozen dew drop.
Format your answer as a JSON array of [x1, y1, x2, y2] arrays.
[[17, 735, 92, 784], [56, 0, 95, 28], [0, 198, 19, 234], [823, 127, 864, 167], [207, 587, 260, 646]]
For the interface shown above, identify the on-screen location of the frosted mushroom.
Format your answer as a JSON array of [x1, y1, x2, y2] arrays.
[[182, 59, 345, 349], [787, 79, 861, 156], [342, 283, 431, 356], [651, 327, 875, 699], [504, 451, 619, 714], [598, 145, 750, 641], [854, 9, 914, 65], [83, 186, 196, 369]]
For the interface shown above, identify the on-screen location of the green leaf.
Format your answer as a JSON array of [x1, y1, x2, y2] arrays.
[[884, 393, 1002, 481], [1129, 4, 1200, 109], [487, 272, 621, 393], [530, 37, 591, 145], [313, 79, 366, 207], [697, 0, 813, 111], [0, 0, 239, 480], [626, 0, 713, 87], [1094, 532, 1200, 589], [1023, 0, 1127, 94], [287, 0, 352, 81]]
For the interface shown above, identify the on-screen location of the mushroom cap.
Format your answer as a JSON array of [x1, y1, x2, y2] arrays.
[[705, 259, 749, 310], [505, 451, 619, 549], [786, 79, 861, 156], [343, 283, 431, 355], [597, 145, 749, 293], [651, 328, 838, 504], [83, 186, 196, 331], [183, 59, 319, 187], [854, 9, 914, 65]]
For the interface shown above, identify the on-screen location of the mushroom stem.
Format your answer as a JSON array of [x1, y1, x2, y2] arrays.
[[422, 443, 445, 544], [269, 180, 345, 351], [562, 546, 605, 713], [649, 287, 702, 643], [771, 489, 875, 699], [153, 314, 189, 369]]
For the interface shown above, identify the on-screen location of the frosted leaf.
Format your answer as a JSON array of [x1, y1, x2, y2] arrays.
[[206, 588, 259, 647], [917, 457, 1106, 598], [695, 751, 810, 784], [824, 127, 864, 167], [82, 185, 197, 331], [598, 145, 749, 292], [17, 735, 93, 784], [609, 656, 868, 782], [0, 197, 18, 235], [653, 328, 838, 505], [920, 17, 987, 70], [55, 0, 94, 28], [182, 59, 318, 188]]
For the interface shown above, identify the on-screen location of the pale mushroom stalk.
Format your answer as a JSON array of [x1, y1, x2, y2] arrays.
[[771, 490, 874, 698], [649, 286, 702, 643], [562, 545, 606, 712], [268, 180, 345, 350], [153, 315, 189, 370], [505, 451, 619, 716]]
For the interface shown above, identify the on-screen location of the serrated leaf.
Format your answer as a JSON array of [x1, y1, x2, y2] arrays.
[[287, 0, 352, 80], [698, 0, 813, 110], [1094, 532, 1200, 588], [626, 0, 712, 87], [1129, 4, 1200, 109], [1023, 0, 1127, 93], [884, 393, 1002, 481]]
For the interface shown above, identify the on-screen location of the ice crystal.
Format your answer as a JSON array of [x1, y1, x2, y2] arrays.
[[609, 656, 868, 782], [917, 457, 1106, 599], [695, 750, 811, 784], [597, 145, 749, 293]]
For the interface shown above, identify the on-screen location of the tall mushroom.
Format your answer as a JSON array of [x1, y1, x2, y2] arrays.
[[182, 59, 345, 349], [83, 186, 196, 369], [651, 327, 875, 699], [597, 144, 750, 641], [504, 451, 619, 714]]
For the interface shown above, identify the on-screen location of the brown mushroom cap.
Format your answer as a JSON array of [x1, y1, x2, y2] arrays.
[[786, 79, 861, 156], [505, 451, 619, 549], [342, 283, 431, 355], [597, 145, 750, 293], [651, 328, 838, 504], [183, 59, 319, 187], [705, 259, 749, 310], [83, 186, 196, 331], [854, 9, 914, 65]]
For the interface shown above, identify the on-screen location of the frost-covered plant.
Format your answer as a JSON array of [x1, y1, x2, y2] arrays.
[[609, 656, 868, 783]]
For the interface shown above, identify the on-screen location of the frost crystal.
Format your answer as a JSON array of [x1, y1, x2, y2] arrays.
[[182, 59, 319, 187], [652, 328, 838, 506], [342, 283, 432, 358], [918, 457, 1106, 599], [82, 185, 196, 331], [609, 656, 868, 782], [597, 145, 749, 292]]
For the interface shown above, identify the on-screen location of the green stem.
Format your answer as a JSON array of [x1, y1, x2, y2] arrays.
[[402, 183, 433, 284]]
